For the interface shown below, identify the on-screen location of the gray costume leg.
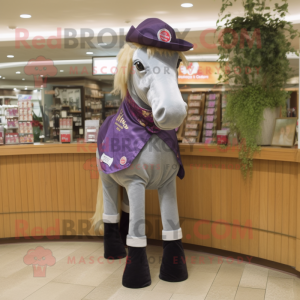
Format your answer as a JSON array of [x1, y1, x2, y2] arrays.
[[158, 175, 182, 241], [126, 180, 147, 247], [122, 187, 130, 213], [100, 171, 120, 223]]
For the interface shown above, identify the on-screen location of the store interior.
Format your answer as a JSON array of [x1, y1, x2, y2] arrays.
[[1, 0, 300, 299]]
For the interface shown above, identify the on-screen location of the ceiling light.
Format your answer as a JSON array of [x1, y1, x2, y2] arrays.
[[0, 76, 1, 78], [60, 70, 64, 72], [181, 3, 193, 7], [16, 71, 21, 74], [13, 88, 17, 91], [20, 14, 31, 18], [7, 55, 14, 58], [25, 88, 27, 90], [86, 52, 93, 55], [2, 77, 5, 79], [40, 75, 43, 77], [22, 78, 25, 80]]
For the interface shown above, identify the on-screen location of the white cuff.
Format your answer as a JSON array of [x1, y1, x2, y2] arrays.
[[103, 213, 120, 223], [162, 228, 183, 241], [126, 235, 147, 247], [122, 202, 130, 213]]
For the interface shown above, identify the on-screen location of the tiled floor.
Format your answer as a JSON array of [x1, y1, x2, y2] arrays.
[[0, 241, 299, 300]]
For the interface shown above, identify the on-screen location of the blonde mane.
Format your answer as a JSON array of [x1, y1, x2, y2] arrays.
[[112, 43, 188, 100]]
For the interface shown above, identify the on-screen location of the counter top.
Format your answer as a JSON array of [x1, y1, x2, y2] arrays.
[[0, 143, 299, 162]]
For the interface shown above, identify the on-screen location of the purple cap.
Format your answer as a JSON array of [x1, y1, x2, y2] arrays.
[[126, 18, 193, 51]]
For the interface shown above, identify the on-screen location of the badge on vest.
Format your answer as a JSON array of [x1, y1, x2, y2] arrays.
[[101, 153, 113, 167]]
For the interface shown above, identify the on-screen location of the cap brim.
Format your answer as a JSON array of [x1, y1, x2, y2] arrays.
[[126, 26, 193, 51]]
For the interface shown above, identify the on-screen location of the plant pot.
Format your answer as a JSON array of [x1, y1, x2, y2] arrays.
[[33, 127, 41, 143], [257, 107, 280, 145]]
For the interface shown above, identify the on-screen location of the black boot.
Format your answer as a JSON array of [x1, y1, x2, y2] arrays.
[[119, 211, 129, 246], [104, 223, 126, 260], [122, 247, 151, 289], [159, 240, 188, 282]]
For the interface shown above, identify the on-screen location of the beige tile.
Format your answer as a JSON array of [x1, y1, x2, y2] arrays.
[[205, 285, 237, 300], [239, 264, 269, 289], [0, 264, 63, 300], [138, 290, 172, 300], [152, 272, 216, 298], [212, 262, 244, 287], [268, 269, 296, 279], [25, 281, 94, 300], [53, 256, 125, 286], [265, 277, 294, 300], [54, 243, 105, 271], [234, 287, 265, 300], [103, 288, 144, 300], [294, 278, 300, 300], [171, 294, 203, 300]]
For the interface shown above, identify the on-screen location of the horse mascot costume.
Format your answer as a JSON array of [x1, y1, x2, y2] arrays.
[[92, 18, 193, 289]]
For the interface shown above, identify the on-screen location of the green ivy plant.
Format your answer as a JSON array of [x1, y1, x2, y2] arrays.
[[216, 0, 299, 178]]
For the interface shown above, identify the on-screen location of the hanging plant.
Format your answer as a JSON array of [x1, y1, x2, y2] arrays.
[[216, 0, 299, 178]]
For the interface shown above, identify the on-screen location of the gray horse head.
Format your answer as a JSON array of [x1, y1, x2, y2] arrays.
[[113, 44, 188, 130]]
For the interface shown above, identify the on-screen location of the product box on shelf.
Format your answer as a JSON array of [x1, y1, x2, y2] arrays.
[[217, 129, 229, 145], [0, 126, 4, 145], [60, 130, 72, 143], [5, 132, 19, 145], [85, 120, 99, 143]]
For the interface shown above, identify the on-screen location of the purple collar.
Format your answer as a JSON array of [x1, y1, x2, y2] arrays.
[[125, 92, 161, 133]]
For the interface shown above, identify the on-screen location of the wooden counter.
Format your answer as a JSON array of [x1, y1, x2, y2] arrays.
[[0, 143, 300, 272]]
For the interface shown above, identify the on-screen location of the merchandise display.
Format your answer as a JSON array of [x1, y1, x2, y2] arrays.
[[0, 125, 3, 145], [202, 93, 220, 144], [181, 93, 205, 144], [93, 18, 193, 289], [18, 96, 33, 144]]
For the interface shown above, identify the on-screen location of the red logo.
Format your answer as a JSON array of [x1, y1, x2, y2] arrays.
[[61, 134, 71, 143], [23, 246, 56, 277], [157, 29, 171, 43], [120, 156, 127, 165]]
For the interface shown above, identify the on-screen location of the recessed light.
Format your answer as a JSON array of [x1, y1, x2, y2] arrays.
[[86, 52, 93, 55], [0, 76, 1, 78], [22, 78, 25, 80], [2, 77, 5, 79], [40, 75, 43, 77], [25, 88, 27, 90], [181, 3, 193, 7], [7, 55, 14, 58], [16, 71, 21, 74], [60, 70, 64, 72], [98, 43, 107, 46], [20, 14, 31, 18]]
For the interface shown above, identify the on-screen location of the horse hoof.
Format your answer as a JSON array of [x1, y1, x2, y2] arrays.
[[122, 246, 151, 289], [159, 240, 188, 282], [104, 223, 127, 259]]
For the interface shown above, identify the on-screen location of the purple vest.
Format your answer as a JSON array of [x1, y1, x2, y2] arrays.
[[97, 96, 185, 179]]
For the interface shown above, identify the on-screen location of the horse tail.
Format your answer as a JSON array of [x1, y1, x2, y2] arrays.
[[91, 175, 105, 236]]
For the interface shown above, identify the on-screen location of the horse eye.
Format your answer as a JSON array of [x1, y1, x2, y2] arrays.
[[176, 59, 182, 69], [134, 61, 145, 72]]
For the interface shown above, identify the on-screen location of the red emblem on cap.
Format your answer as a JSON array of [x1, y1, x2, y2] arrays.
[[120, 156, 127, 165], [157, 29, 171, 43]]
